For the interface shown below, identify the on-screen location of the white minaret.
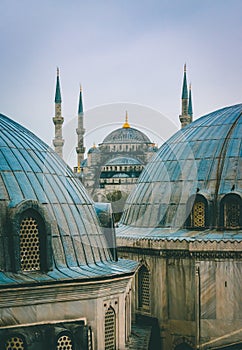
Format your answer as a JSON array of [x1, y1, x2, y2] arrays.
[[52, 68, 64, 157]]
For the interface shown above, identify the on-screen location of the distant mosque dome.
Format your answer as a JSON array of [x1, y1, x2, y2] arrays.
[[119, 104, 242, 237], [102, 126, 151, 144], [102, 112, 151, 144]]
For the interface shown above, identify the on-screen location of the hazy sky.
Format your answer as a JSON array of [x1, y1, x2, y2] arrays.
[[0, 0, 241, 165]]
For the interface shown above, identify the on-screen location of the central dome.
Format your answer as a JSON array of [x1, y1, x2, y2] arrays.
[[102, 126, 151, 144]]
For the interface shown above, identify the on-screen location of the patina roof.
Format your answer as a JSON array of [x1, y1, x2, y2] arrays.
[[118, 104, 242, 240], [0, 113, 137, 286]]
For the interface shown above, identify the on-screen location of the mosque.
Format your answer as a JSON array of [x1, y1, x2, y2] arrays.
[[0, 65, 241, 350], [53, 69, 159, 221]]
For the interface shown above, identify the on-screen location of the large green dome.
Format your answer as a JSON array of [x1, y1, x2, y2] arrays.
[[0, 113, 136, 285], [118, 104, 242, 240]]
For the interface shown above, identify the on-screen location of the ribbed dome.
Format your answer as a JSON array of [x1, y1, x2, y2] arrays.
[[0, 114, 135, 285], [119, 104, 242, 238], [102, 127, 151, 144]]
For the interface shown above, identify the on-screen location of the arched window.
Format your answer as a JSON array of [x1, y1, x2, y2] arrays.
[[5, 336, 26, 350], [138, 265, 150, 310], [187, 195, 208, 229], [18, 208, 51, 272], [105, 307, 116, 350], [56, 334, 73, 350], [192, 201, 206, 228], [20, 216, 41, 271], [221, 194, 241, 229]]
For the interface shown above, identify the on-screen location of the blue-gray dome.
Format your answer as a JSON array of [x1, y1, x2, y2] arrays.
[[0, 114, 136, 285], [106, 157, 142, 166], [119, 104, 242, 240], [102, 127, 151, 144]]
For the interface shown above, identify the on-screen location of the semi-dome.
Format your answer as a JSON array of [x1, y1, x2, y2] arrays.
[[105, 157, 142, 166], [102, 126, 151, 144], [119, 104, 242, 240], [0, 113, 135, 285]]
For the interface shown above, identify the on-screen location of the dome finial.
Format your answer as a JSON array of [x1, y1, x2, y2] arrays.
[[123, 111, 130, 128]]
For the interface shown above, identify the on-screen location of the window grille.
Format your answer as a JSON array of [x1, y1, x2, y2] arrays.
[[20, 217, 40, 271], [192, 201, 205, 228], [5, 336, 25, 350], [105, 307, 116, 350], [56, 335, 73, 350], [138, 266, 150, 309], [225, 202, 240, 228]]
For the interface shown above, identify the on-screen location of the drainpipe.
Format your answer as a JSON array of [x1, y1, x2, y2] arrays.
[[195, 262, 201, 349]]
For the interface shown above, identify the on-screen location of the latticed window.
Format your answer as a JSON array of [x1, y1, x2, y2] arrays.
[[5, 336, 25, 350], [224, 201, 240, 229], [56, 334, 73, 350], [105, 307, 116, 350], [192, 201, 206, 228], [20, 216, 40, 271], [138, 265, 150, 310]]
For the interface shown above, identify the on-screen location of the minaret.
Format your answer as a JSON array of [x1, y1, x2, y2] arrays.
[[188, 83, 193, 121], [76, 85, 85, 172], [53, 68, 64, 157], [179, 64, 192, 128]]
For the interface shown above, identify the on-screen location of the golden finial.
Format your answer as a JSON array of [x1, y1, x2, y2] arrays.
[[57, 67, 60, 76], [93, 142, 96, 148], [122, 111, 130, 128], [189, 83, 192, 90], [80, 84, 82, 92], [77, 161, 81, 173], [184, 63, 186, 73]]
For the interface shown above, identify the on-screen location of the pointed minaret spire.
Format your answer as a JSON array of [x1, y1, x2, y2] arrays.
[[76, 84, 85, 171], [55, 67, 62, 103], [179, 64, 192, 129], [122, 110, 130, 128], [181, 63, 188, 113], [53, 68, 64, 157], [78, 85, 83, 114], [188, 83, 193, 120]]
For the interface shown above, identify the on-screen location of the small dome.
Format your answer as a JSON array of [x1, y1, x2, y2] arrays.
[[113, 173, 129, 178], [88, 144, 100, 154], [119, 104, 242, 239], [102, 127, 151, 144], [106, 157, 142, 166]]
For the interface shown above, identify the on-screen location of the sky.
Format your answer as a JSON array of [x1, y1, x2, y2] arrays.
[[0, 0, 242, 166]]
